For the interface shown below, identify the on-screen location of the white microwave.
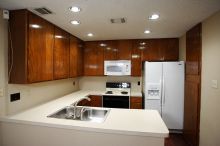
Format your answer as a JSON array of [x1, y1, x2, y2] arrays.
[[104, 60, 131, 76]]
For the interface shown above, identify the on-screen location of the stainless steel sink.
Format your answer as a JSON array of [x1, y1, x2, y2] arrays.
[[48, 106, 110, 123]]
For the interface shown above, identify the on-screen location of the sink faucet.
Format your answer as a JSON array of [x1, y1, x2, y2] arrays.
[[72, 97, 91, 118]]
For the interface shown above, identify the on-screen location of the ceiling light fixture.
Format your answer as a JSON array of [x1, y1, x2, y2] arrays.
[[149, 14, 159, 20], [69, 6, 81, 12], [71, 20, 80, 25], [87, 33, 93, 37], [144, 30, 151, 34]]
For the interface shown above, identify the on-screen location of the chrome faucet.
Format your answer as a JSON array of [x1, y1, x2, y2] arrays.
[[72, 97, 91, 118]]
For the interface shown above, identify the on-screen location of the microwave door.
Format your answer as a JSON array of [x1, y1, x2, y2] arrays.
[[106, 65, 123, 76]]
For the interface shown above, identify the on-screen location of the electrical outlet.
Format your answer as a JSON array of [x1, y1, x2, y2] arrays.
[[138, 81, 140, 86], [73, 81, 75, 86], [0, 88, 3, 97], [10, 93, 20, 102]]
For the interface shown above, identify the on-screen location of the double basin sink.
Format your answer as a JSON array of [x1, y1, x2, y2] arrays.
[[48, 106, 110, 123]]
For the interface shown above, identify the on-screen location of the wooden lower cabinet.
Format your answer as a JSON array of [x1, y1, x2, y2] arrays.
[[130, 97, 143, 109], [79, 95, 102, 107], [89, 95, 103, 107]]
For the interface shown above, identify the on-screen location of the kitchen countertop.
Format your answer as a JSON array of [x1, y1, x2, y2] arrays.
[[0, 90, 168, 138]]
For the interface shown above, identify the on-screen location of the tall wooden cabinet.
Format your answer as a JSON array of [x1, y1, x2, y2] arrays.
[[184, 23, 202, 146], [53, 27, 70, 79], [9, 10, 54, 83]]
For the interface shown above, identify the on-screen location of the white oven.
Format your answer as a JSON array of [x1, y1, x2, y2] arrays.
[[104, 60, 131, 76]]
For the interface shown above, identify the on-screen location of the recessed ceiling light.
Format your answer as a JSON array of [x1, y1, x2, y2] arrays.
[[144, 30, 151, 34], [69, 6, 81, 12], [71, 20, 80, 25], [87, 33, 93, 37], [149, 14, 159, 20]]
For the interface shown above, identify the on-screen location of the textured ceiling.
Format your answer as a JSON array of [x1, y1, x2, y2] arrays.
[[0, 0, 220, 41]]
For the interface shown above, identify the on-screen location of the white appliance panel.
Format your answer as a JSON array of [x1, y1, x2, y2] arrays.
[[144, 62, 162, 114], [144, 61, 184, 130], [162, 62, 184, 129]]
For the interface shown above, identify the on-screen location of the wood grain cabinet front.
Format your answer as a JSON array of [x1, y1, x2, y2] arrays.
[[9, 10, 54, 83], [70, 36, 84, 78], [9, 9, 83, 84], [84, 41, 104, 76], [130, 97, 143, 109], [53, 27, 70, 80], [89, 95, 103, 107]]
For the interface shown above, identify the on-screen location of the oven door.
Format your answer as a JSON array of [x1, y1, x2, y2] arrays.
[[103, 95, 129, 109]]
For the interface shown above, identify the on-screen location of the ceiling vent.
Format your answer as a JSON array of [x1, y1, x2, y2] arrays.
[[34, 7, 53, 15], [110, 18, 126, 24]]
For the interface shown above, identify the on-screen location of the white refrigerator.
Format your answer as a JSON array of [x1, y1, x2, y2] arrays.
[[143, 61, 184, 130]]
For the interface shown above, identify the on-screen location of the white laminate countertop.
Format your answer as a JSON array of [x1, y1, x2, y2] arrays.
[[0, 90, 168, 138]]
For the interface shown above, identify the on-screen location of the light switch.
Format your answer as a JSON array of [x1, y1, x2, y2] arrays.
[[211, 80, 218, 89], [0, 88, 3, 97]]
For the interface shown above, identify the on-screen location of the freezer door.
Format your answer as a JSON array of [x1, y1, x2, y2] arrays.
[[162, 61, 184, 130], [144, 62, 162, 114]]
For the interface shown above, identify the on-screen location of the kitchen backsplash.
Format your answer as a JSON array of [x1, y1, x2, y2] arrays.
[[79, 76, 142, 92], [7, 78, 79, 115]]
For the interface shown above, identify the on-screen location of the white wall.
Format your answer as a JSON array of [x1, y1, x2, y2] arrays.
[[0, 9, 8, 116], [179, 34, 186, 61], [79, 76, 141, 93], [0, 9, 79, 116], [200, 11, 220, 146]]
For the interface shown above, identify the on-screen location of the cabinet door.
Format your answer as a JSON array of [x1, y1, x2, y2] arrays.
[[104, 41, 118, 60], [84, 42, 104, 76], [117, 40, 132, 60], [53, 27, 70, 79], [160, 38, 179, 61], [89, 95, 102, 107], [69, 36, 83, 77], [77, 40, 84, 76], [131, 40, 143, 76], [28, 13, 54, 83], [142, 39, 161, 61], [130, 97, 143, 109]]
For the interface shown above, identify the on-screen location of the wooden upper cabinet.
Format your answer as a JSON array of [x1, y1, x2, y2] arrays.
[[53, 27, 70, 79], [186, 24, 201, 75], [28, 12, 54, 83], [142, 39, 179, 61], [142, 39, 161, 61], [77, 40, 84, 76], [104, 41, 118, 60], [131, 40, 143, 76], [160, 38, 179, 61], [104, 40, 132, 60], [69, 36, 83, 78], [69, 36, 78, 78], [84, 41, 104, 76], [8, 10, 55, 83], [117, 40, 132, 60]]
